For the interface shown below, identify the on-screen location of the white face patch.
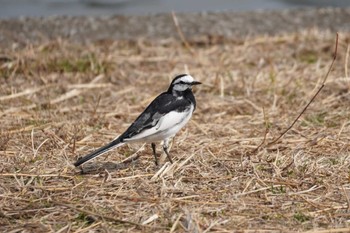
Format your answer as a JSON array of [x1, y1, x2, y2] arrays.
[[173, 83, 191, 92], [172, 75, 194, 92]]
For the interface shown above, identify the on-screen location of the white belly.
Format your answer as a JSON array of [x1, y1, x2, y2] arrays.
[[124, 105, 194, 143]]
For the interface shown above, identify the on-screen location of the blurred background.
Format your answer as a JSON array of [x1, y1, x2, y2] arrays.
[[1, 0, 350, 19]]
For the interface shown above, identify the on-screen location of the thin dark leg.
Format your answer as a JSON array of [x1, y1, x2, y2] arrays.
[[163, 139, 173, 164], [151, 143, 158, 166]]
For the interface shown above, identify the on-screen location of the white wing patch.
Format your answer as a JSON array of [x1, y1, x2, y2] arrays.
[[124, 105, 193, 143]]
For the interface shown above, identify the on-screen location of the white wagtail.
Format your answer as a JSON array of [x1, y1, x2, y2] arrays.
[[74, 74, 201, 167]]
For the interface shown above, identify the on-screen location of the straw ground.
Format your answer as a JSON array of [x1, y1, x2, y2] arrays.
[[1, 30, 350, 232]]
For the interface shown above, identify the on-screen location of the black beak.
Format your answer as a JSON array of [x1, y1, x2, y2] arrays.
[[191, 81, 202, 85]]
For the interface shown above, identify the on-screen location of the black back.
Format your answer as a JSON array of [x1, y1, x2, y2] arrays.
[[120, 75, 197, 141], [120, 90, 196, 141]]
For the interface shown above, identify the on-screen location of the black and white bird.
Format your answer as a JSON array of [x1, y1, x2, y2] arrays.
[[74, 74, 201, 167]]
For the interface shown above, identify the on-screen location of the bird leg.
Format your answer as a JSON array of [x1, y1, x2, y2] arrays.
[[163, 139, 173, 164], [151, 143, 159, 166]]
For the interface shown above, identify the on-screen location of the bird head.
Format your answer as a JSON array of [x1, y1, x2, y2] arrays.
[[168, 74, 201, 93]]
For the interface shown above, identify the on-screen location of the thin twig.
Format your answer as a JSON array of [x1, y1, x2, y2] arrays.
[[0, 86, 49, 101], [0, 75, 104, 118], [341, 185, 350, 210], [119, 144, 145, 164], [72, 125, 78, 155], [51, 75, 104, 105], [345, 43, 349, 78], [171, 11, 195, 55], [266, 33, 339, 147], [0, 173, 73, 178], [170, 213, 183, 233], [305, 227, 350, 233], [345, 43, 350, 90], [250, 107, 269, 155]]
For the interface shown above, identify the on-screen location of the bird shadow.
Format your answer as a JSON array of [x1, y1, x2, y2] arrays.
[[74, 154, 142, 175]]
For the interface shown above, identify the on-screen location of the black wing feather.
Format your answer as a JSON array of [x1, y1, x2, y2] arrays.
[[120, 92, 191, 140]]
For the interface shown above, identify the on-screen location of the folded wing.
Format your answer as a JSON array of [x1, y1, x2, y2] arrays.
[[121, 93, 191, 142]]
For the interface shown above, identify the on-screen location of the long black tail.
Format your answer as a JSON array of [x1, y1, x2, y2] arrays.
[[74, 138, 123, 167]]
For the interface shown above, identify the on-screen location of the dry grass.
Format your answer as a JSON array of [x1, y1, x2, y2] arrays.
[[1, 29, 350, 232]]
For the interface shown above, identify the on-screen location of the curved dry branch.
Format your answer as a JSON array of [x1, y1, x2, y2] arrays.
[[252, 33, 339, 153]]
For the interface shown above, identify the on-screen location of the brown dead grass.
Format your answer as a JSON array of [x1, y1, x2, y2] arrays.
[[1, 29, 350, 232]]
